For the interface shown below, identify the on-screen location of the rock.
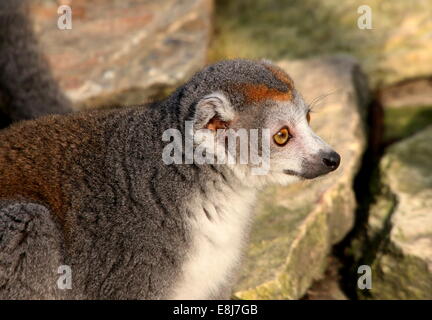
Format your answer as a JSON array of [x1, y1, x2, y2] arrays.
[[233, 55, 368, 299], [362, 126, 432, 299], [376, 0, 432, 87], [210, 0, 432, 88], [30, 0, 213, 109], [380, 79, 432, 110], [303, 257, 348, 300], [382, 104, 432, 144], [379, 79, 432, 144]]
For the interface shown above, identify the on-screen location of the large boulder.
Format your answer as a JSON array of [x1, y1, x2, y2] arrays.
[[361, 126, 432, 299], [31, 0, 213, 109], [379, 79, 432, 144], [210, 0, 432, 88], [234, 55, 368, 299]]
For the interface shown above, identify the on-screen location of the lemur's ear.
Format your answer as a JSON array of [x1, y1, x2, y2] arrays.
[[193, 92, 235, 131]]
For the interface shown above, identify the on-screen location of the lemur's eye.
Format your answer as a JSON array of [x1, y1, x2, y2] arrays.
[[273, 127, 291, 146], [306, 111, 311, 124]]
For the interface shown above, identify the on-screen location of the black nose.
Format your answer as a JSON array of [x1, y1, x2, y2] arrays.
[[322, 151, 340, 171]]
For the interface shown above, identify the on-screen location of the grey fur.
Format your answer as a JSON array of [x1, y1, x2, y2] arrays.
[[0, 200, 66, 299]]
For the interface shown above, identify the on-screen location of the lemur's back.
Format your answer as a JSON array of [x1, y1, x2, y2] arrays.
[[0, 111, 112, 221], [0, 111, 104, 299], [0, 107, 192, 299]]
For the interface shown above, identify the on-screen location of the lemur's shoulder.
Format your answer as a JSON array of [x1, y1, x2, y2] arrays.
[[0, 106, 135, 142], [0, 107, 133, 221]]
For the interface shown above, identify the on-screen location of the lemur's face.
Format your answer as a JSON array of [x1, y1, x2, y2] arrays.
[[190, 59, 340, 185], [258, 90, 340, 184], [220, 89, 340, 185]]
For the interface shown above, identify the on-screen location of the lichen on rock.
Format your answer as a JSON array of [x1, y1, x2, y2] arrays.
[[360, 126, 432, 299]]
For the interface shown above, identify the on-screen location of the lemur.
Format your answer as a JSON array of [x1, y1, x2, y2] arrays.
[[0, 1, 340, 299]]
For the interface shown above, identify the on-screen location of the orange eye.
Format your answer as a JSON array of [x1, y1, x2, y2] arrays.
[[306, 111, 311, 124], [273, 127, 291, 146]]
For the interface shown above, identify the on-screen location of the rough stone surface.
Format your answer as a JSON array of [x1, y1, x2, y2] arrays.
[[363, 126, 432, 299], [383, 103, 432, 144], [211, 0, 432, 88], [380, 79, 432, 144], [373, 0, 432, 87], [380, 79, 432, 110], [233, 55, 368, 300], [303, 257, 348, 300], [31, 0, 213, 109]]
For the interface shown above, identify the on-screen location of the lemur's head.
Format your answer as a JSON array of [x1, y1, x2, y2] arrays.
[[176, 59, 340, 185]]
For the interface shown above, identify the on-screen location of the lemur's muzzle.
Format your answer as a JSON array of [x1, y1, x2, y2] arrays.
[[301, 150, 341, 179]]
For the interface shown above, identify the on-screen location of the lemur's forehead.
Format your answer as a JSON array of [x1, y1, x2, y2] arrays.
[[263, 64, 294, 89], [231, 62, 295, 104], [237, 82, 292, 104], [185, 59, 297, 109]]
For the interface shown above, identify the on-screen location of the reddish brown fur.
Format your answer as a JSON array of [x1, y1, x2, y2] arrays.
[[263, 63, 295, 89], [206, 117, 230, 131], [0, 110, 114, 231], [238, 83, 293, 103], [235, 62, 295, 104]]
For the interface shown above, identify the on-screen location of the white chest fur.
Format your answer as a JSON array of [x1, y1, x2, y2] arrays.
[[169, 184, 255, 299]]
